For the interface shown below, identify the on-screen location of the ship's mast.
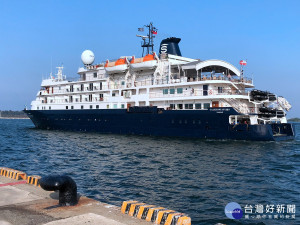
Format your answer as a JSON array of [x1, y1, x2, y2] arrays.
[[56, 66, 64, 81], [136, 22, 157, 57]]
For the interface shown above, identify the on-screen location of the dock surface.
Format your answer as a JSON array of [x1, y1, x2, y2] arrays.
[[0, 176, 151, 225]]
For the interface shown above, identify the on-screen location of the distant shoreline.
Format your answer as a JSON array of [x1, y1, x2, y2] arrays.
[[288, 117, 300, 122]]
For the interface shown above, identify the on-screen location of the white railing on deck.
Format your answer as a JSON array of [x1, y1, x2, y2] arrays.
[[149, 89, 249, 98]]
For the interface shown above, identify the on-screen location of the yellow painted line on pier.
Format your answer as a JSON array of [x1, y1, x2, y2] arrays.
[[121, 200, 192, 224], [26, 175, 41, 187], [0, 167, 27, 180]]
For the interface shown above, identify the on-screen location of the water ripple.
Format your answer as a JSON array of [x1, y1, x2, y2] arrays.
[[0, 119, 299, 225]]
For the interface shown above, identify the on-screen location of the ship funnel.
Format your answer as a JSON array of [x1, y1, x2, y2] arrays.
[[159, 37, 182, 56]]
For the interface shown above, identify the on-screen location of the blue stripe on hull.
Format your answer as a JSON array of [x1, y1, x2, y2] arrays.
[[24, 108, 295, 141]]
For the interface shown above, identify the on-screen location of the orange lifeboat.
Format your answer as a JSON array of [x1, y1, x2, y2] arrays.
[[104, 57, 128, 73], [130, 53, 157, 71]]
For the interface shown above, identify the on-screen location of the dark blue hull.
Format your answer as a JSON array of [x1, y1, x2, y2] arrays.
[[24, 107, 295, 141]]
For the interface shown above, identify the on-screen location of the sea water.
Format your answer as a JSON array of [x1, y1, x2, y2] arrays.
[[0, 119, 299, 225]]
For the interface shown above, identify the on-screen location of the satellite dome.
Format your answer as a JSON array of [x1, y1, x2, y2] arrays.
[[81, 50, 95, 65]]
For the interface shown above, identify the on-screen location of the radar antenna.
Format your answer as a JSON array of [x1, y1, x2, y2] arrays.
[[136, 22, 157, 57], [56, 65, 65, 81]]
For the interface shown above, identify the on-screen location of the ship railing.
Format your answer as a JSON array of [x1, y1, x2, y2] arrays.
[[41, 97, 108, 104], [125, 76, 252, 88], [66, 75, 107, 82], [149, 89, 249, 98], [40, 86, 110, 95], [223, 99, 254, 114], [183, 75, 253, 84]]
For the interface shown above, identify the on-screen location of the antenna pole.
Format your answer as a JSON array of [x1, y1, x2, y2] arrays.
[[137, 22, 156, 57]]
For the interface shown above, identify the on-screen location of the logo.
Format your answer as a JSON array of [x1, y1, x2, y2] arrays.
[[225, 202, 243, 219], [160, 44, 168, 53]]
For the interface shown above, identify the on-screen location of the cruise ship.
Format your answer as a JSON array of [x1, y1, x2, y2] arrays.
[[24, 23, 295, 141]]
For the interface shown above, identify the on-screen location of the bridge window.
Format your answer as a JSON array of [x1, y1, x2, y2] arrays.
[[170, 88, 175, 94], [163, 89, 168, 94]]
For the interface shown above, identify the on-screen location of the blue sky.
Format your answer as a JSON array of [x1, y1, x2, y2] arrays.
[[0, 0, 299, 117]]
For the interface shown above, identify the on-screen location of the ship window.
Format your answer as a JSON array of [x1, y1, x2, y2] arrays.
[[170, 104, 175, 109], [112, 93, 116, 97], [66, 106, 68, 109], [113, 104, 117, 108], [179, 120, 182, 124], [218, 87, 223, 94], [204, 103, 210, 109], [90, 105, 93, 109], [184, 120, 187, 124], [177, 104, 183, 109], [71, 106, 74, 109], [37, 107, 39, 110], [107, 104, 109, 109], [170, 89, 175, 94], [81, 84, 84, 91], [49, 106, 51, 110], [171, 119, 175, 124], [93, 73, 97, 78], [193, 120, 195, 124], [121, 104, 125, 109], [96, 105, 99, 109], [163, 89, 168, 94], [121, 81, 125, 85], [195, 103, 202, 109], [185, 104, 193, 109], [177, 88, 183, 94], [81, 105, 84, 109]]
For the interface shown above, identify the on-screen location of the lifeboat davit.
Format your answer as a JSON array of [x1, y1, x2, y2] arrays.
[[130, 53, 157, 71], [104, 58, 128, 74]]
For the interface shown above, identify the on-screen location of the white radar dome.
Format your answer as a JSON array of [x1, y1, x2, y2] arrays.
[[81, 50, 95, 65]]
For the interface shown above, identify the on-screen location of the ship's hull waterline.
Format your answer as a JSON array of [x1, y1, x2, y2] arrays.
[[24, 108, 295, 141]]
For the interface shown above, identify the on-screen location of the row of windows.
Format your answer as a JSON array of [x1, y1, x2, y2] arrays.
[[163, 87, 224, 95], [170, 103, 210, 110], [163, 88, 183, 94], [38, 103, 210, 110], [46, 117, 207, 127]]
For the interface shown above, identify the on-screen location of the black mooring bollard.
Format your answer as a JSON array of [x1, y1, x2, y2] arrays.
[[39, 175, 78, 206]]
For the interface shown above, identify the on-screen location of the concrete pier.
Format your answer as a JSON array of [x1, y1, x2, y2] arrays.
[[0, 176, 151, 225]]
